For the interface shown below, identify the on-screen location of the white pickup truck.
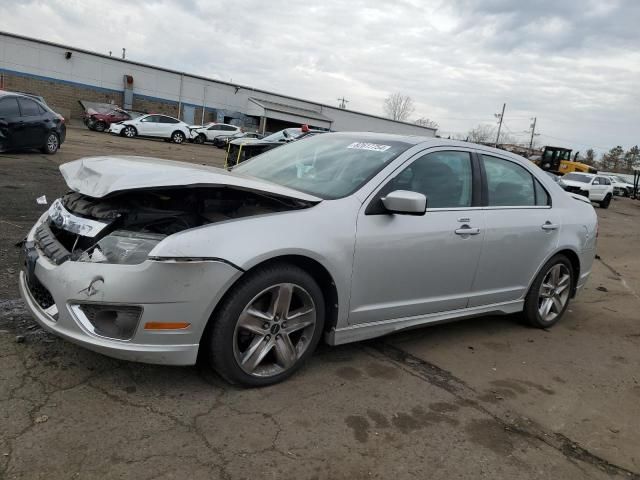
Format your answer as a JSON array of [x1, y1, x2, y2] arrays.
[[560, 172, 614, 208]]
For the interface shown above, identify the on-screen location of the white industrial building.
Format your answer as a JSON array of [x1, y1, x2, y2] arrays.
[[0, 31, 437, 137]]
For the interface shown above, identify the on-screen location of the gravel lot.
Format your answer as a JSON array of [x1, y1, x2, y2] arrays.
[[1, 127, 639, 479]]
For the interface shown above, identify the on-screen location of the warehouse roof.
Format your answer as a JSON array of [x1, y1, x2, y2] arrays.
[[0, 30, 436, 134]]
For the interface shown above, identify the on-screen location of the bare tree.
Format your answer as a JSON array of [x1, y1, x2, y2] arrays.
[[601, 146, 624, 171], [583, 148, 596, 166], [623, 146, 640, 172], [383, 93, 415, 122], [466, 124, 496, 143], [466, 124, 519, 145], [414, 117, 439, 129]]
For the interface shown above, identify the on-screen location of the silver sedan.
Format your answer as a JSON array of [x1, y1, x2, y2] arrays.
[[19, 133, 598, 386]]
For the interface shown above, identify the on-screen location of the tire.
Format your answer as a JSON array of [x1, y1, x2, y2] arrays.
[[171, 131, 186, 144], [40, 132, 59, 154], [523, 254, 574, 329], [208, 264, 325, 387], [122, 125, 137, 138], [94, 121, 107, 133], [193, 134, 205, 144], [599, 194, 612, 209]]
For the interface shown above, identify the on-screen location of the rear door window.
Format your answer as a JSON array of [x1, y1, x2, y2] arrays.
[[482, 155, 538, 207], [0, 98, 20, 117], [18, 98, 41, 116], [160, 116, 179, 124]]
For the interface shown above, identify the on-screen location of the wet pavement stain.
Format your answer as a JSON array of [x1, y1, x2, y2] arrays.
[[366, 409, 390, 428], [465, 418, 514, 456], [364, 362, 400, 380], [345, 415, 369, 443], [335, 366, 363, 381]]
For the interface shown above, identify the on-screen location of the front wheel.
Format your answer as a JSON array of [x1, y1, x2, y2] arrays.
[[122, 125, 137, 138], [193, 134, 205, 144], [208, 264, 325, 387], [599, 194, 612, 209], [171, 131, 186, 144], [523, 255, 574, 328], [94, 121, 107, 132], [41, 132, 59, 154]]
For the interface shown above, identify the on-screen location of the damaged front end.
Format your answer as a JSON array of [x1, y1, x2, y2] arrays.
[[19, 156, 321, 364], [36, 185, 313, 267]]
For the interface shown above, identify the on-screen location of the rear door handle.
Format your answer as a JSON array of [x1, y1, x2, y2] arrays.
[[541, 222, 559, 231], [455, 225, 480, 235]]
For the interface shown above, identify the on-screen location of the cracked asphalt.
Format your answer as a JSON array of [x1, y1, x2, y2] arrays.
[[1, 127, 639, 479]]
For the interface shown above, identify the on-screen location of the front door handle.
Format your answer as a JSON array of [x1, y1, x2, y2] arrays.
[[455, 225, 480, 235], [541, 222, 559, 231]]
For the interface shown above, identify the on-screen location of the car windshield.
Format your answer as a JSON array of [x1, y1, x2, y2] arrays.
[[233, 134, 411, 199], [563, 173, 592, 183]]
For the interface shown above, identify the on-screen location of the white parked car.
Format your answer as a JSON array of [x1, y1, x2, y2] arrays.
[[602, 174, 634, 197], [190, 123, 241, 144], [108, 114, 191, 144], [560, 172, 614, 208]]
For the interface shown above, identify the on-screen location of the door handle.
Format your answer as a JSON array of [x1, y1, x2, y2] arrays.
[[455, 225, 480, 235], [541, 222, 559, 231]]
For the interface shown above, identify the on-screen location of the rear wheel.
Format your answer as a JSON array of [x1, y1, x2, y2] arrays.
[[171, 131, 186, 144], [41, 132, 59, 154], [523, 255, 574, 328], [122, 125, 137, 138], [208, 264, 325, 387], [599, 194, 612, 209], [94, 121, 107, 132]]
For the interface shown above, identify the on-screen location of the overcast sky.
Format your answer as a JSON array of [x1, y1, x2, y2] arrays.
[[1, 0, 638, 153]]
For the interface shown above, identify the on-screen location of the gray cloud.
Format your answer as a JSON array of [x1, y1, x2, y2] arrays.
[[0, 0, 638, 152]]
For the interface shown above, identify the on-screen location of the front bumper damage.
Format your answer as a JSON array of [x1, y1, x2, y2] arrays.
[[19, 218, 242, 365], [108, 123, 124, 135]]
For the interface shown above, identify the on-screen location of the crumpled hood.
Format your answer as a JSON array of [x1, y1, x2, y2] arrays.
[[59, 156, 322, 201]]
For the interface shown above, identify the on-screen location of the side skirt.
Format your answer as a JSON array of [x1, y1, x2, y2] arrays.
[[326, 300, 524, 346]]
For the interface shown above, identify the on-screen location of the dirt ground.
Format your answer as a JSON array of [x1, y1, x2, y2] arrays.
[[1, 127, 639, 480]]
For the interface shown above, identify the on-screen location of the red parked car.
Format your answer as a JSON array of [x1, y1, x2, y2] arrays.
[[79, 100, 143, 132]]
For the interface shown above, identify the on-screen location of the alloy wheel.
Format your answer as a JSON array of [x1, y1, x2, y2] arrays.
[[233, 283, 317, 378], [124, 126, 135, 137], [538, 264, 571, 322], [46, 134, 58, 152], [173, 132, 184, 143]]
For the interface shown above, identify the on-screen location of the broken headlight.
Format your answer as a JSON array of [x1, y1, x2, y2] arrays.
[[79, 231, 165, 265]]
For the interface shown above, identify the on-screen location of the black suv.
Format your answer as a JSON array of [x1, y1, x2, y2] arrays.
[[0, 90, 66, 154]]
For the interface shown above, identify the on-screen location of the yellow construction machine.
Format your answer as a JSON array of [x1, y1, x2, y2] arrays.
[[531, 146, 597, 175]]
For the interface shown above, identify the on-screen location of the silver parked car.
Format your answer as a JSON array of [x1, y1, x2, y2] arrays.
[[20, 133, 598, 386]]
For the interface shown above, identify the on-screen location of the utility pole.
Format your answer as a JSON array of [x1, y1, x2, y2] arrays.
[[122, 48, 126, 59], [528, 117, 537, 154], [494, 103, 505, 147], [337, 97, 349, 109]]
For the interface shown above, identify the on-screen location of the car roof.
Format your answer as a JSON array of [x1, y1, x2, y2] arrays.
[[326, 131, 534, 164]]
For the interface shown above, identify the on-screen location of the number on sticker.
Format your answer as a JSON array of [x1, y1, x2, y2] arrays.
[[347, 142, 391, 152]]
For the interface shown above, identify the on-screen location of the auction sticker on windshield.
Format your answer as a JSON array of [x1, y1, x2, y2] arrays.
[[347, 142, 391, 152]]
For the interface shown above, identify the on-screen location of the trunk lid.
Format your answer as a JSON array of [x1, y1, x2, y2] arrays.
[[59, 156, 322, 202]]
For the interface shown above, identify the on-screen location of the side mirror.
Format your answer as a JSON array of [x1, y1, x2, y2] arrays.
[[382, 190, 426, 215]]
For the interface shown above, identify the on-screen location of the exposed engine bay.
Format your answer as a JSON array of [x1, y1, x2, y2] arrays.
[[37, 186, 314, 264]]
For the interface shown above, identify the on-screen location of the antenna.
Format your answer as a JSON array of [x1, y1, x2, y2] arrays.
[[337, 97, 349, 109]]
